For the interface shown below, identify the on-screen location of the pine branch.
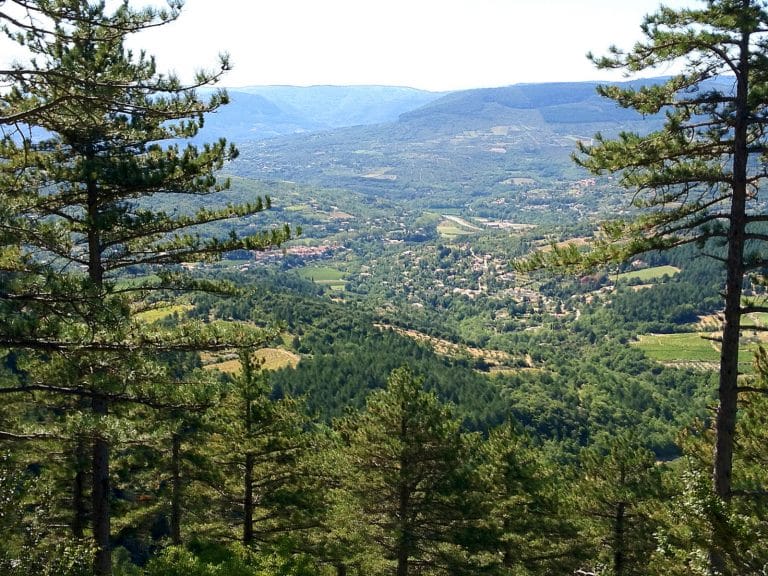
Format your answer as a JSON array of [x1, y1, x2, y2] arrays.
[[0, 383, 214, 410], [0, 337, 257, 353], [0, 429, 61, 441]]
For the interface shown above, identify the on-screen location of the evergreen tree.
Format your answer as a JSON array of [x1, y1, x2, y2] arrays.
[[655, 348, 768, 575], [0, 444, 95, 576], [337, 366, 483, 576], [480, 424, 586, 575], [202, 351, 318, 550], [107, 380, 219, 562], [520, 3, 768, 571], [578, 434, 664, 576], [0, 1, 289, 573]]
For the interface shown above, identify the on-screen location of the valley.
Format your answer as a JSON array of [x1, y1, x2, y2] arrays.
[[4, 3, 768, 573], [172, 82, 751, 455]]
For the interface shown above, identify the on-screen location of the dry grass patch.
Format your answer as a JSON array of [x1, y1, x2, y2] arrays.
[[135, 304, 193, 323], [376, 323, 528, 370], [203, 348, 301, 375]]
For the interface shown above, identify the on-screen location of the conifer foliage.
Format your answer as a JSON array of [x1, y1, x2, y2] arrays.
[[520, 2, 768, 571], [0, 1, 288, 573], [4, 2, 768, 576], [336, 366, 482, 576]]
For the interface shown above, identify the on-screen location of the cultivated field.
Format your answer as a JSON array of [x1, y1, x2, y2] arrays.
[[616, 265, 681, 283], [297, 266, 346, 291], [634, 331, 763, 370], [135, 304, 193, 323], [203, 348, 301, 375], [633, 332, 719, 365]]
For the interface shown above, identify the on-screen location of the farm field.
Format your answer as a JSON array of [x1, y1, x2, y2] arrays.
[[437, 215, 482, 238], [135, 304, 193, 323], [203, 348, 301, 375], [633, 332, 719, 365], [634, 331, 763, 369], [297, 265, 346, 291], [616, 265, 681, 283]]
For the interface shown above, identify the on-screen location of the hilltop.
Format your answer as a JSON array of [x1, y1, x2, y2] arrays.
[[221, 81, 670, 224], [197, 85, 444, 141]]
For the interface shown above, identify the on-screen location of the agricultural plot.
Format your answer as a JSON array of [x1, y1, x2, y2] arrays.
[[634, 332, 719, 364], [634, 331, 763, 370], [437, 222, 472, 238], [615, 265, 680, 283], [135, 304, 193, 323], [203, 348, 301, 375], [437, 215, 482, 238], [297, 266, 346, 291]]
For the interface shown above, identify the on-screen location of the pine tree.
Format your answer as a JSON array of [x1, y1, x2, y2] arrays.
[[480, 424, 587, 575], [0, 1, 290, 573], [202, 351, 318, 549], [337, 366, 482, 576], [519, 3, 768, 571], [654, 349, 768, 575], [578, 434, 664, 576]]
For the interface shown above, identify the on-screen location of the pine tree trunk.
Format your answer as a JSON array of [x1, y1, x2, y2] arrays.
[[73, 392, 90, 537], [710, 28, 749, 575], [243, 451, 254, 545], [711, 215, 744, 576], [92, 396, 111, 576], [72, 436, 88, 539], [86, 171, 112, 575], [613, 501, 626, 576], [503, 548, 514, 569], [170, 433, 182, 546], [396, 544, 409, 576], [502, 514, 515, 569], [243, 358, 255, 546], [396, 479, 410, 576]]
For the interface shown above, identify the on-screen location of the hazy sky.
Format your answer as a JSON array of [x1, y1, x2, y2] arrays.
[[8, 0, 698, 91]]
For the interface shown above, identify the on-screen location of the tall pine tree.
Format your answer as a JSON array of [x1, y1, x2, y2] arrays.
[[337, 366, 483, 576], [0, 1, 289, 573], [520, 3, 768, 571]]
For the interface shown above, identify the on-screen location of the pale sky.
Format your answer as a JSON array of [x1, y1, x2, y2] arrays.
[[8, 0, 698, 92]]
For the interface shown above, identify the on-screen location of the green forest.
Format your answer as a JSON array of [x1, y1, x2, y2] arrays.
[[2, 1, 768, 576]]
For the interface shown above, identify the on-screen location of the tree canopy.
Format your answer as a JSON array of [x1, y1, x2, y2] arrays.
[[519, 3, 768, 571], [0, 1, 289, 573]]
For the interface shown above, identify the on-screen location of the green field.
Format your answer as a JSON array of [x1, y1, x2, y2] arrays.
[[297, 266, 346, 290], [633, 332, 719, 363], [437, 216, 481, 238], [616, 265, 680, 283], [634, 331, 763, 368], [437, 223, 472, 238], [135, 304, 192, 323]]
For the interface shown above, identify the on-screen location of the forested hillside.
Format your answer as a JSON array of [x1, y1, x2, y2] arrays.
[[2, 1, 768, 576]]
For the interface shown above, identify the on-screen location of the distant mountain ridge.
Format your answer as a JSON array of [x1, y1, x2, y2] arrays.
[[225, 80, 666, 199], [198, 85, 444, 142], [235, 85, 446, 128], [199, 77, 736, 145], [218, 78, 736, 205], [397, 81, 666, 132]]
